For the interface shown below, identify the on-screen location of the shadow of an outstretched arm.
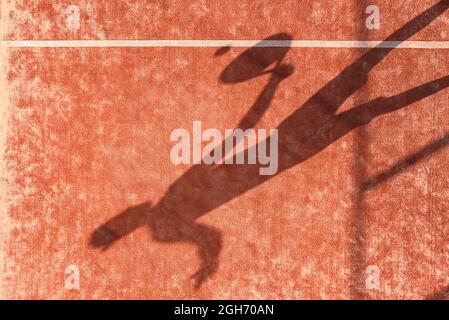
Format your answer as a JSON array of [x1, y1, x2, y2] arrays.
[[333, 74, 449, 137]]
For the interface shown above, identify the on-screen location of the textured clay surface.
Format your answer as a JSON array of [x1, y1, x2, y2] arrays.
[[1, 0, 449, 299]]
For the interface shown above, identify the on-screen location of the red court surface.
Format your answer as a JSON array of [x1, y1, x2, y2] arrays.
[[1, 0, 449, 299]]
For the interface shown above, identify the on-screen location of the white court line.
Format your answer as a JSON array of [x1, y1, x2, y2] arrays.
[[1, 40, 449, 49]]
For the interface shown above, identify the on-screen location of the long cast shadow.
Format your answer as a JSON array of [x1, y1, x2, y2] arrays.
[[363, 132, 449, 191], [90, 1, 449, 289]]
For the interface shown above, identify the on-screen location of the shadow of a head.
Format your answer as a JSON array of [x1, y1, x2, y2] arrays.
[[219, 32, 292, 83], [90, 201, 153, 250]]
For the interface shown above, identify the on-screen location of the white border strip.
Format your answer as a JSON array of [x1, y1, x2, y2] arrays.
[[1, 40, 449, 49]]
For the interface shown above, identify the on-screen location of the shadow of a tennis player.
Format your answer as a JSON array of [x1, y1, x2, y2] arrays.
[[90, 1, 449, 289]]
